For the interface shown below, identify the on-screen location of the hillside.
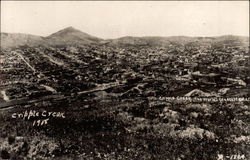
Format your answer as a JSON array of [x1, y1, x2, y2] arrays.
[[0, 33, 44, 49], [1, 27, 249, 49], [1, 27, 102, 49], [45, 27, 102, 46], [107, 35, 249, 47]]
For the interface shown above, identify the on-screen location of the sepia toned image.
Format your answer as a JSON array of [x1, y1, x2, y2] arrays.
[[0, 1, 249, 159]]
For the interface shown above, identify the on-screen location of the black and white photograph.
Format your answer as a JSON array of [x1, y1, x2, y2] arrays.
[[0, 1, 249, 159]]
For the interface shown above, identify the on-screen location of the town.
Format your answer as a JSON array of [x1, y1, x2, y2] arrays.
[[0, 28, 249, 159]]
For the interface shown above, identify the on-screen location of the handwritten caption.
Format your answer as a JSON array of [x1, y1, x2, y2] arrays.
[[11, 110, 65, 126], [217, 154, 246, 160], [156, 97, 250, 102]]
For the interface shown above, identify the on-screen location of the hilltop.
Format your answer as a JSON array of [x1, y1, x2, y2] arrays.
[[45, 26, 102, 46]]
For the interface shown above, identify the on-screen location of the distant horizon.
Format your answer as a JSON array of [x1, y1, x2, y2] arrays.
[[1, 26, 249, 40], [1, 1, 249, 39]]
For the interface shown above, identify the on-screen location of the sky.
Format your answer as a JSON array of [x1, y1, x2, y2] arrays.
[[1, 1, 249, 39]]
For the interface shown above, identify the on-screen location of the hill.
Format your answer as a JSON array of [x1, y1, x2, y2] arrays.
[[1, 27, 249, 49], [1, 27, 102, 49], [106, 35, 249, 47], [45, 26, 102, 46], [0, 33, 44, 49]]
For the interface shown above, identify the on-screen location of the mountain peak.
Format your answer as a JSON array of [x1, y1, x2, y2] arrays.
[[48, 26, 82, 37], [66, 26, 74, 29], [46, 27, 102, 45], [61, 26, 79, 32]]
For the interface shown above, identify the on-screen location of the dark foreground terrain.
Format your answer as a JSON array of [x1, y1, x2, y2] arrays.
[[0, 28, 250, 159]]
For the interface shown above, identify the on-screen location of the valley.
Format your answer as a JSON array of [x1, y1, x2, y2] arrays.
[[0, 27, 249, 160]]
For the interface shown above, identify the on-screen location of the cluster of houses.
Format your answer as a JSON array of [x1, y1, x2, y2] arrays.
[[0, 41, 249, 102]]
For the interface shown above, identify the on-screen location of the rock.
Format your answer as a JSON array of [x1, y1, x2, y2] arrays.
[[174, 127, 216, 139], [185, 89, 212, 97], [218, 88, 230, 95], [162, 108, 179, 123], [190, 112, 199, 118]]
